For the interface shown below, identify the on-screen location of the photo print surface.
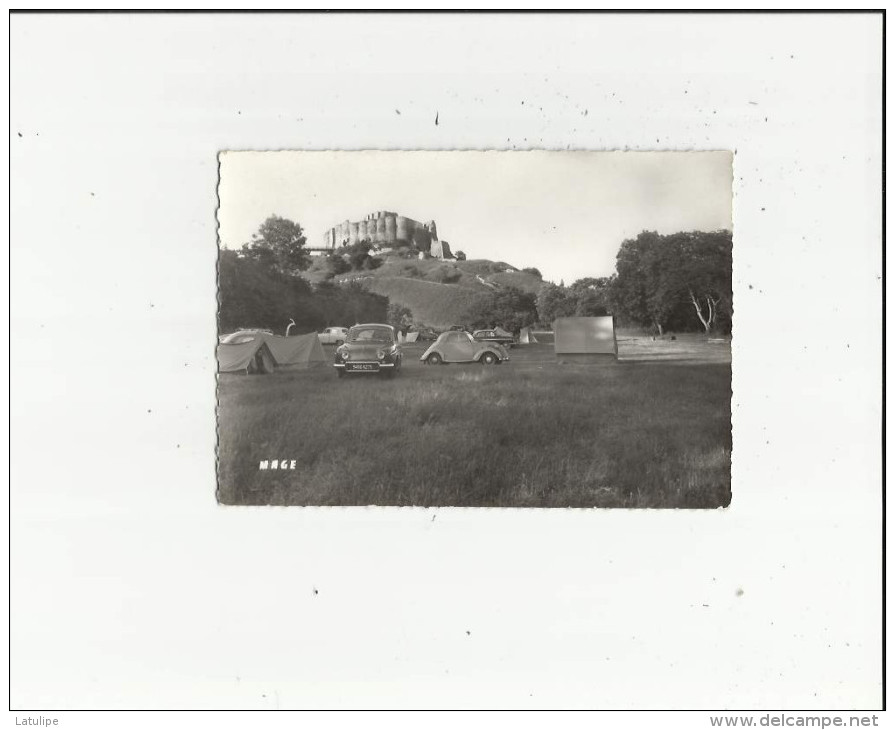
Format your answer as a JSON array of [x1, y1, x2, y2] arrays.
[[216, 151, 733, 507]]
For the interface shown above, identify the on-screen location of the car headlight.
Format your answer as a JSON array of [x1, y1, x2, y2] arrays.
[[339, 349, 349, 361], [377, 349, 386, 361]]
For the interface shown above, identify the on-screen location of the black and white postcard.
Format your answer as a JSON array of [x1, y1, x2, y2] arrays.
[[216, 151, 733, 508]]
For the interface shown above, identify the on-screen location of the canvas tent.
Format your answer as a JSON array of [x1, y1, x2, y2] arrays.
[[404, 331, 419, 344], [217, 332, 327, 374], [217, 338, 277, 374], [553, 316, 618, 363], [518, 326, 538, 344], [262, 332, 327, 369]]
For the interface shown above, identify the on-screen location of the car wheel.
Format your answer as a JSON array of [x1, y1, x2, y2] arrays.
[[481, 352, 498, 365], [335, 340, 344, 346], [427, 353, 443, 365]]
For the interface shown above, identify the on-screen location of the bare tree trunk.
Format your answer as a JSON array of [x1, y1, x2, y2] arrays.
[[689, 290, 718, 335]]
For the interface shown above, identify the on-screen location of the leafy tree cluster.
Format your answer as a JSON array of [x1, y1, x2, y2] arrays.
[[218, 215, 388, 334], [386, 303, 414, 333], [534, 230, 732, 335], [311, 280, 389, 327], [240, 215, 310, 276], [342, 240, 384, 271], [611, 230, 732, 334], [467, 286, 538, 333], [536, 277, 612, 324]]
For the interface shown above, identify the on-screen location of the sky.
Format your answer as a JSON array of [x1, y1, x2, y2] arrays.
[[218, 151, 732, 284]]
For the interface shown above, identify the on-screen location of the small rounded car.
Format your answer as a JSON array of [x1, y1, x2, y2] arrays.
[[472, 328, 516, 348], [318, 326, 350, 346], [420, 330, 510, 366], [334, 324, 402, 378]]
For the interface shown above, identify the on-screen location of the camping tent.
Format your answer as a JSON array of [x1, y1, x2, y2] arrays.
[[553, 316, 618, 363], [217, 338, 277, 374], [518, 326, 538, 344], [217, 332, 326, 374], [262, 332, 327, 369], [404, 331, 419, 344]]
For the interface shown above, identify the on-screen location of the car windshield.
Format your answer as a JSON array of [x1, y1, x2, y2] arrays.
[[347, 327, 393, 343]]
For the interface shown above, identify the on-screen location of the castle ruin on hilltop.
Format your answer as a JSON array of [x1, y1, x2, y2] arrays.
[[313, 211, 454, 260]]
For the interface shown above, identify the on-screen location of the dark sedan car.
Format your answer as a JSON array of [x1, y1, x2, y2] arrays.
[[472, 328, 516, 348], [410, 326, 439, 341], [334, 323, 402, 378]]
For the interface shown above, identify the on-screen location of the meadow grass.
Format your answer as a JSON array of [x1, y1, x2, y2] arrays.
[[217, 341, 731, 508]]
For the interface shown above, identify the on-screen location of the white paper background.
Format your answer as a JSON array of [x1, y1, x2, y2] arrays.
[[9, 13, 883, 710]]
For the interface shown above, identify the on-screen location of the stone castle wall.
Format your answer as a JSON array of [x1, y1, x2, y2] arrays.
[[321, 211, 432, 250]]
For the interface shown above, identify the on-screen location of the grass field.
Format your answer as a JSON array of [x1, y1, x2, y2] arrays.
[[216, 335, 731, 508]]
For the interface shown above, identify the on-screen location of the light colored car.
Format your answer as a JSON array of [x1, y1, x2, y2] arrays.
[[318, 326, 349, 345], [334, 324, 403, 378], [219, 329, 272, 344], [420, 330, 509, 366]]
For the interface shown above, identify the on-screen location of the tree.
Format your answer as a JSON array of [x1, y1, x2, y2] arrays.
[[323, 252, 351, 279], [218, 249, 316, 333], [522, 267, 543, 279], [536, 282, 576, 326], [609, 229, 732, 334], [218, 250, 389, 334], [569, 277, 612, 316], [454, 250, 467, 261], [569, 276, 611, 292], [241, 215, 310, 275], [311, 280, 389, 326], [387, 303, 414, 332], [611, 231, 675, 334], [343, 240, 382, 271], [468, 286, 538, 332], [677, 231, 733, 334], [574, 290, 610, 317]]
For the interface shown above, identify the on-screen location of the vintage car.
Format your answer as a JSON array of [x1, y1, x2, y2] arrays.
[[420, 330, 510, 366], [318, 326, 350, 345], [472, 328, 516, 348], [334, 323, 402, 378], [219, 329, 273, 344]]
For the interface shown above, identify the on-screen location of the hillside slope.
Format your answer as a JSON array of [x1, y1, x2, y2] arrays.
[[303, 252, 544, 328]]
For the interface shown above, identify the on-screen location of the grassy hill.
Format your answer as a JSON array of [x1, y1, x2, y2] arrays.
[[303, 251, 544, 329]]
